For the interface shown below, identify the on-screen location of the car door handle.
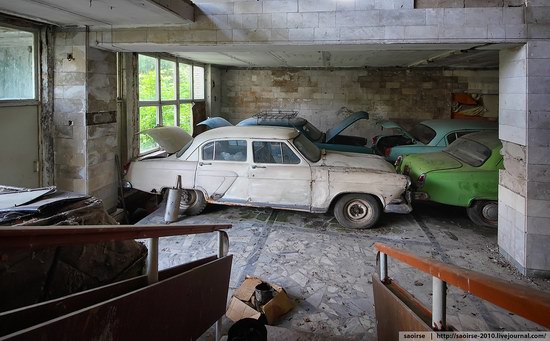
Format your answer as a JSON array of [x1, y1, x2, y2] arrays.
[[199, 162, 212, 166], [251, 165, 266, 169]]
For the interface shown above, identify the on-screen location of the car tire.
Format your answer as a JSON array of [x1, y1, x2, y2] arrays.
[[334, 194, 381, 229], [180, 189, 207, 216], [467, 200, 498, 228]]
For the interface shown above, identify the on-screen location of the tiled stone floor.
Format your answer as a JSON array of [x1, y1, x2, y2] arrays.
[[138, 202, 550, 340]]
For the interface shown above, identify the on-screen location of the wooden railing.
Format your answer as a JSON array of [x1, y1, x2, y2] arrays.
[[374, 242, 550, 330], [0, 224, 231, 249]]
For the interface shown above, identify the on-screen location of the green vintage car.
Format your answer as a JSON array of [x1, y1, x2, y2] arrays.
[[395, 132, 502, 227]]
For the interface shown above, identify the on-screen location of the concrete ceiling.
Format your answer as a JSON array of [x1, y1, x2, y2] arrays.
[[173, 46, 500, 68], [0, 0, 193, 26], [0, 0, 502, 69]]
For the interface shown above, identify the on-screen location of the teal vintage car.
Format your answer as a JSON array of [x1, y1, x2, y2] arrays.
[[374, 119, 497, 163], [395, 132, 502, 227]]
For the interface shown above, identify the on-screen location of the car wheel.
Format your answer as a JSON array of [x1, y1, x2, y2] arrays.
[[334, 194, 381, 229], [180, 189, 207, 216], [467, 200, 498, 228]]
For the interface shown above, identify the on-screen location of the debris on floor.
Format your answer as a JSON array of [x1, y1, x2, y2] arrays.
[[227, 276, 294, 325]]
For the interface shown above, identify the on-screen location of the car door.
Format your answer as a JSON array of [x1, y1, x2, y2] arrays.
[[195, 139, 250, 203], [248, 140, 312, 211]]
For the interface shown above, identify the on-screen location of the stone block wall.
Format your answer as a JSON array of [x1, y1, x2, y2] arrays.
[[219, 67, 498, 136], [86, 48, 118, 210], [91, 2, 526, 48], [499, 38, 550, 276], [53, 31, 88, 194], [415, 0, 524, 8], [53, 31, 118, 211]]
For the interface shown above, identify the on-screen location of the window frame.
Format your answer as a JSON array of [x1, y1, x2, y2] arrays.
[[201, 139, 248, 162], [0, 24, 39, 106], [137, 53, 206, 154], [252, 140, 303, 165]]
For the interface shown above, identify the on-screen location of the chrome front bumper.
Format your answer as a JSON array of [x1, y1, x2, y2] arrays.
[[384, 191, 413, 214]]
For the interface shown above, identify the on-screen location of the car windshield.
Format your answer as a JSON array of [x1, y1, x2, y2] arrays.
[[443, 138, 491, 167], [409, 124, 436, 144], [293, 133, 321, 162], [301, 122, 323, 142], [176, 138, 194, 158]]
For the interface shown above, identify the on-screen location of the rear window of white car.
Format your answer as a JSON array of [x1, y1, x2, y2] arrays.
[[202, 140, 247, 161], [253, 141, 300, 164]]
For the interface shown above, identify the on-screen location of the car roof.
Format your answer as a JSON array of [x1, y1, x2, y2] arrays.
[[192, 126, 300, 145], [461, 131, 502, 149], [421, 119, 498, 131]]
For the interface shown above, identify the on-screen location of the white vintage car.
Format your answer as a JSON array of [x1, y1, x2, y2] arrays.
[[126, 126, 412, 229]]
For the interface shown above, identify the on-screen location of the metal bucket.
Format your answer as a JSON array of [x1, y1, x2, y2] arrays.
[[254, 282, 274, 307]]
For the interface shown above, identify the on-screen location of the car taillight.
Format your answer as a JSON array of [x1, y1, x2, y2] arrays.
[[395, 155, 402, 167], [417, 173, 426, 188], [372, 136, 378, 145], [384, 147, 392, 157]]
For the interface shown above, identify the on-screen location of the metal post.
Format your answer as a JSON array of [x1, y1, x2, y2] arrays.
[[215, 231, 229, 341], [147, 237, 159, 284], [379, 252, 388, 282], [432, 277, 447, 330]]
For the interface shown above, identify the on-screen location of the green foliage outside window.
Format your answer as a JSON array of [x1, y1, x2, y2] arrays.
[[139, 106, 157, 152], [138, 54, 201, 153]]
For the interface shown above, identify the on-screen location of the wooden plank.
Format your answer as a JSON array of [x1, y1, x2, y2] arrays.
[[1, 255, 232, 341], [0, 256, 217, 337], [373, 274, 432, 340]]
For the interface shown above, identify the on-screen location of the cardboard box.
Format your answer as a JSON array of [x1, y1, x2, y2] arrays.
[[226, 276, 294, 325]]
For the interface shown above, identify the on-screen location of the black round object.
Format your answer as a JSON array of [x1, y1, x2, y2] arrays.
[[227, 318, 267, 341]]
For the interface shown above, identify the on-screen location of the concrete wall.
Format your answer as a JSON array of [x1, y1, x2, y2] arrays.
[[53, 30, 118, 211], [91, 4, 526, 48], [53, 31, 88, 194], [219, 68, 498, 134], [498, 2, 550, 276], [86, 47, 118, 210]]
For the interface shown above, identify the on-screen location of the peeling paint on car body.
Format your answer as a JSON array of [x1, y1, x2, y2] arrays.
[[126, 126, 411, 226]]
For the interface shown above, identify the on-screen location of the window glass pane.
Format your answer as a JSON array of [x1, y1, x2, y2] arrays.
[[138, 55, 157, 101], [139, 106, 158, 152], [0, 27, 35, 100], [160, 59, 176, 100], [162, 105, 176, 126], [202, 142, 214, 160], [179, 103, 192, 134], [179, 63, 192, 100], [214, 140, 246, 161], [253, 141, 277, 164], [193, 65, 205, 100], [281, 144, 300, 164], [446, 133, 457, 145]]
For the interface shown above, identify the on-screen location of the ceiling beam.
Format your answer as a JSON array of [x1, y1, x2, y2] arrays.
[[146, 0, 194, 22]]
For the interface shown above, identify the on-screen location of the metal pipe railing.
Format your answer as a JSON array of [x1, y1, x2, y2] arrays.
[[374, 242, 550, 329]]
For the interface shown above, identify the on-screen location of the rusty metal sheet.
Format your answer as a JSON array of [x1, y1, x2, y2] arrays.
[[2, 255, 232, 341], [0, 255, 217, 337], [374, 243, 550, 328], [372, 274, 432, 340]]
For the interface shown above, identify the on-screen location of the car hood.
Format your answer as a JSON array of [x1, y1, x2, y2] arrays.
[[141, 126, 193, 154], [377, 120, 414, 140], [197, 117, 233, 129], [325, 111, 369, 143], [401, 152, 462, 176], [318, 151, 396, 173]]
